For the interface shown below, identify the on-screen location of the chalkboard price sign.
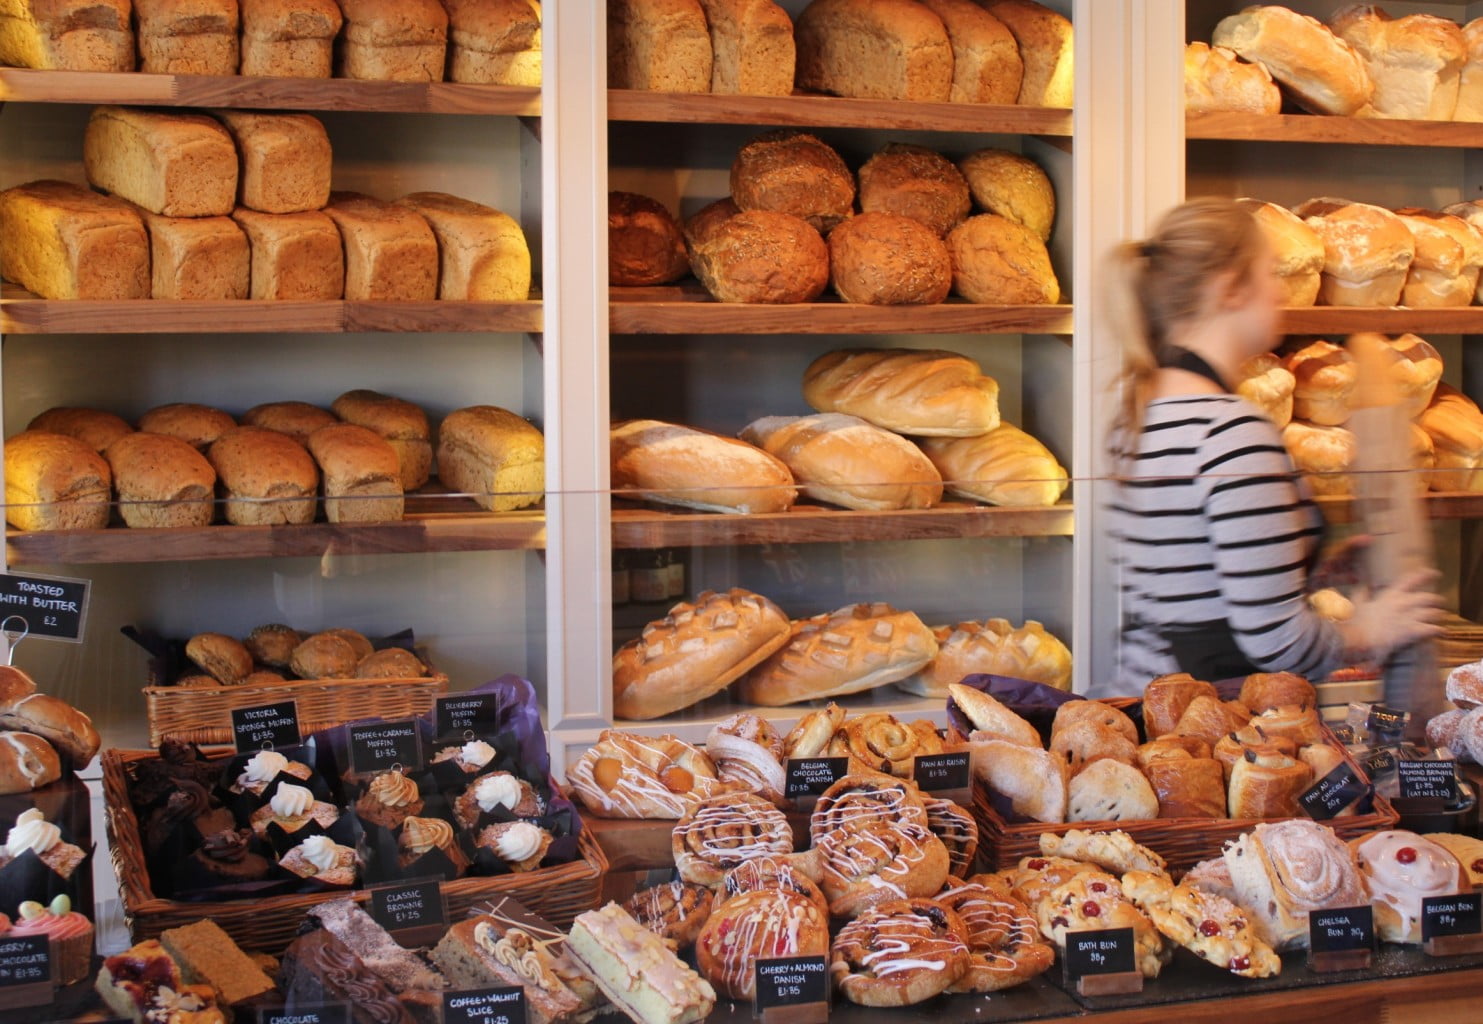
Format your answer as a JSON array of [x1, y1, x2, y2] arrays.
[[0, 571, 89, 642], [370, 880, 448, 946], [754, 956, 829, 1024], [435, 694, 503, 743], [1397, 760, 1458, 803], [784, 758, 849, 799], [442, 987, 527, 1024], [913, 752, 970, 792], [1422, 893, 1482, 941], [1299, 764, 1371, 821], [1309, 905, 1374, 954], [231, 700, 301, 753], [259, 1004, 351, 1024], [0, 934, 51, 1007], [1063, 928, 1136, 981], [349, 719, 422, 776]]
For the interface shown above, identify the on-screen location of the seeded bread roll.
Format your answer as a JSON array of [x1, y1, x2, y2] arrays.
[[690, 209, 829, 304], [608, 191, 691, 287], [356, 647, 427, 679], [83, 106, 238, 218], [611, 419, 797, 514], [0, 0, 133, 70], [803, 348, 1000, 437], [323, 192, 439, 301], [921, 423, 1069, 507], [290, 632, 360, 679], [104, 431, 216, 528], [444, 0, 541, 85], [207, 426, 319, 525], [1330, 6, 1465, 120], [138, 403, 237, 451], [1184, 42, 1282, 115], [957, 149, 1055, 243], [330, 389, 432, 491], [186, 632, 254, 685], [947, 213, 1060, 304], [323, 627, 373, 661], [857, 144, 971, 238], [730, 130, 855, 233], [1212, 5, 1373, 116], [245, 624, 303, 668], [682, 197, 742, 252], [436, 405, 545, 513], [134, 0, 239, 74], [1296, 197, 1415, 307], [133, 208, 249, 300], [696, 0, 794, 96], [238, 0, 341, 77], [27, 407, 133, 452], [828, 212, 952, 306], [979, 0, 1073, 107], [336, 0, 448, 81], [231, 208, 345, 300], [241, 401, 338, 446], [0, 180, 149, 299], [917, 0, 1023, 104], [608, 0, 712, 92], [1236, 199, 1324, 307], [740, 413, 943, 511], [212, 111, 333, 215], [795, 0, 952, 102], [397, 192, 532, 300], [3, 431, 111, 531], [306, 422, 405, 523]]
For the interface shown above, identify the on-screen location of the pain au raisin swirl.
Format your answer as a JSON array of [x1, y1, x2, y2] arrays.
[[808, 772, 929, 844], [672, 791, 793, 887], [829, 897, 971, 1007], [936, 877, 1053, 992]]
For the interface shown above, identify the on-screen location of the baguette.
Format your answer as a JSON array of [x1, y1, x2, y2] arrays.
[[611, 419, 796, 514], [133, 0, 238, 75], [0, 180, 149, 300], [213, 111, 333, 215], [104, 431, 216, 528], [0, 0, 132, 70], [323, 192, 439, 301], [83, 106, 238, 218], [239, 0, 341, 77], [794, 0, 952, 102], [739, 413, 942, 511], [330, 389, 432, 491], [435, 405, 544, 513], [3, 431, 111, 531], [920, 423, 1068, 507], [444, 0, 541, 85], [306, 423, 405, 523], [231, 208, 345, 300], [207, 426, 318, 525], [802, 348, 1000, 437]]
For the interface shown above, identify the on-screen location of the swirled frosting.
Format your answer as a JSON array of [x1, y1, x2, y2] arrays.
[[475, 923, 561, 990], [238, 750, 288, 787], [474, 773, 522, 813], [301, 835, 345, 873], [201, 829, 250, 863], [6, 809, 60, 857], [400, 817, 454, 857], [270, 783, 315, 817], [369, 772, 420, 808], [1257, 820, 1368, 910], [496, 822, 545, 863], [460, 740, 496, 769], [13, 897, 90, 940]]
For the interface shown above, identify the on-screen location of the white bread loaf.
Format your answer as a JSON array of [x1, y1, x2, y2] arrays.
[[608, 0, 712, 92], [1235, 353, 1296, 429], [803, 348, 1000, 437], [1293, 197, 1414, 307], [610, 419, 797, 514], [213, 111, 332, 215], [231, 208, 345, 300], [1282, 420, 1356, 497], [83, 106, 239, 218], [857, 144, 971, 238], [133, 0, 238, 74], [979, 0, 1073, 107], [696, 0, 794, 96], [1184, 41, 1281, 115], [306, 422, 405, 523], [1459, 19, 1483, 121], [1212, 5, 1373, 116], [1284, 339, 1357, 426], [4, 431, 111, 531], [207, 426, 318, 525], [917, 0, 1024, 105], [1236, 199, 1323, 307], [104, 431, 216, 529], [396, 192, 531, 301], [239, 0, 341, 77], [1395, 207, 1483, 309], [905, 618, 1072, 697], [794, 0, 952, 102], [444, 0, 541, 86], [1358, 332, 1443, 420], [134, 208, 249, 300], [27, 407, 133, 452], [0, 180, 149, 300], [436, 405, 544, 513], [0, 0, 132, 70], [947, 213, 1060, 304], [957, 148, 1055, 242], [739, 413, 943, 511], [1419, 384, 1483, 491], [1329, 5, 1465, 120], [337, 0, 448, 81], [331, 389, 431, 491], [323, 192, 439, 301], [919, 423, 1069, 507]]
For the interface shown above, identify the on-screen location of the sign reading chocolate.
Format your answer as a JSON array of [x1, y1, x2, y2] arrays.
[[1308, 905, 1374, 954], [231, 700, 301, 753], [349, 719, 423, 776], [370, 879, 448, 942], [784, 757, 849, 799], [1397, 760, 1458, 803], [442, 986, 526, 1024], [913, 751, 970, 792], [754, 955, 829, 1014], [260, 1004, 352, 1024], [1062, 927, 1136, 982], [0, 934, 50, 987], [1299, 763, 1371, 821], [435, 693, 503, 743], [0, 570, 90, 642], [1422, 893, 1483, 941]]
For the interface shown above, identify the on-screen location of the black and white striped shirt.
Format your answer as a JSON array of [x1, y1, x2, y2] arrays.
[[1108, 394, 1342, 691]]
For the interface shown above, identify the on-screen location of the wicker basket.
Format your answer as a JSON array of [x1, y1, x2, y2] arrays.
[[103, 748, 607, 953], [143, 674, 449, 746]]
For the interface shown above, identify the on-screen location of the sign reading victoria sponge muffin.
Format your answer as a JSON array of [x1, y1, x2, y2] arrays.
[[230, 700, 300, 753], [0, 570, 90, 642]]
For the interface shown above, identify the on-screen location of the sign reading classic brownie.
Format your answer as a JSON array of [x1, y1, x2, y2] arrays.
[[349, 719, 423, 776], [370, 879, 448, 943], [435, 693, 503, 743], [231, 700, 301, 753]]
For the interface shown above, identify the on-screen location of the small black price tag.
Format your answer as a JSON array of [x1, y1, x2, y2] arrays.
[[0, 571, 89, 642], [1422, 893, 1483, 940], [1308, 905, 1374, 954], [370, 880, 447, 944], [435, 693, 503, 743], [1299, 763, 1371, 821], [349, 719, 423, 776], [1329, 723, 1356, 745], [259, 1004, 352, 1024], [231, 700, 301, 753], [753, 956, 829, 1012], [1062, 927, 1136, 982], [1397, 760, 1458, 802], [0, 934, 50, 988], [783, 757, 849, 799], [1366, 704, 1407, 736], [443, 986, 527, 1024], [1362, 748, 1397, 778], [913, 751, 970, 792]]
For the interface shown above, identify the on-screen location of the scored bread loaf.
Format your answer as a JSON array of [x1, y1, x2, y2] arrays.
[[1184, 42, 1281, 115], [207, 426, 318, 525], [331, 389, 432, 491], [138, 403, 236, 450], [1460, 19, 1483, 121], [306, 422, 405, 523], [84, 106, 238, 218], [213, 111, 332, 215], [133, 208, 249, 300], [795, 0, 952, 102], [1329, 6, 1464, 120], [337, 0, 446, 81], [828, 212, 952, 305], [857, 144, 971, 238], [230, 208, 345, 300], [104, 431, 216, 528], [611, 419, 796, 514], [735, 602, 940, 706], [1212, 5, 1373, 116], [1395, 207, 1483, 309], [957, 148, 1055, 242], [689, 209, 829, 303], [608, 0, 712, 92], [28, 407, 133, 452], [0, 180, 149, 299], [803, 348, 1000, 437], [241, 401, 337, 445], [133, 0, 239, 74], [608, 191, 691, 287], [920, 423, 1069, 507], [436, 405, 544, 512], [739, 413, 942, 511], [697, 0, 794, 96], [397, 191, 532, 300], [323, 192, 439, 301], [613, 588, 792, 720], [917, 0, 1023, 104], [1419, 384, 1483, 491], [1294, 197, 1415, 307], [443, 0, 541, 86], [1281, 420, 1356, 497], [1236, 199, 1323, 307], [239, 0, 341, 77], [731, 130, 855, 233], [979, 0, 1073, 107], [1283, 339, 1356, 426], [906, 618, 1072, 697], [3, 431, 111, 531], [947, 212, 1060, 304], [0, 0, 133, 70]]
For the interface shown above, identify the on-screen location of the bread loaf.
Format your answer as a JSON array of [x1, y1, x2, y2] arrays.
[[138, 403, 236, 450], [696, 0, 793, 96], [323, 192, 439, 301], [739, 413, 942, 511], [947, 213, 1060, 304], [1419, 384, 1483, 491], [1235, 353, 1296, 429], [1236, 199, 1323, 307], [1396, 207, 1483, 309], [0, 733, 61, 794], [1294, 198, 1414, 307], [828, 212, 952, 305], [1282, 420, 1356, 497], [608, 191, 691, 287], [608, 0, 712, 92], [84, 106, 238, 218], [207, 426, 318, 525], [1329, 6, 1464, 120], [134, 0, 238, 74], [0, 180, 148, 299], [803, 348, 1000, 437], [241, 401, 337, 445], [857, 144, 971, 238], [436, 405, 544, 512], [920, 423, 1069, 507], [444, 0, 541, 85], [1459, 19, 1483, 121], [331, 389, 432, 491], [27, 407, 133, 452], [731, 130, 855, 233], [916, 0, 1023, 104], [611, 419, 796, 514], [104, 431, 216, 528], [306, 423, 405, 523], [238, 0, 341, 78], [979, 0, 1074, 107], [1184, 41, 1281, 115], [0, 687, 99, 768], [736, 602, 939, 706], [1212, 6, 1373, 116], [908, 618, 1071, 697], [213, 111, 332, 215], [337, 0, 448, 81], [397, 191, 532, 300], [795, 0, 952, 102], [1283, 339, 1356, 426], [683, 197, 741, 251], [1367, 332, 1443, 419], [231, 208, 345, 300], [690, 209, 829, 303], [134, 208, 249, 300], [0, 0, 132, 70], [957, 149, 1055, 242], [3, 431, 111, 531]]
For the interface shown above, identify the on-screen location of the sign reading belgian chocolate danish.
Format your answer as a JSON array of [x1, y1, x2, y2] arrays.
[[231, 700, 301, 753], [349, 719, 423, 776], [0, 570, 89, 642], [259, 1004, 351, 1024], [442, 986, 527, 1024], [435, 693, 503, 743], [784, 757, 849, 799]]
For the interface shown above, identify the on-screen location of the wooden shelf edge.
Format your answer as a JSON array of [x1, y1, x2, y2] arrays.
[[608, 294, 1073, 335], [1278, 306, 1483, 333], [1317, 491, 1483, 523], [1187, 110, 1483, 147], [0, 68, 541, 114]]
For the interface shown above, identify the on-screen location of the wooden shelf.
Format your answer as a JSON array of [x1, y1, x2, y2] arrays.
[[610, 286, 1072, 335], [1279, 306, 1483, 334], [0, 285, 543, 334], [607, 89, 1072, 135], [0, 68, 540, 115], [1187, 110, 1483, 148], [1317, 491, 1483, 524]]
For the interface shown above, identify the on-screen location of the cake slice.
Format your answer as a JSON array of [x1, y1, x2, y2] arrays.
[[471, 896, 606, 1018], [431, 917, 586, 1024], [306, 898, 445, 1024], [160, 919, 276, 1013], [566, 903, 714, 1024], [279, 928, 415, 1024], [95, 939, 225, 1024]]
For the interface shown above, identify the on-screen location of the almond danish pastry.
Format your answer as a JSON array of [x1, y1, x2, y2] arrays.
[[695, 889, 829, 1001]]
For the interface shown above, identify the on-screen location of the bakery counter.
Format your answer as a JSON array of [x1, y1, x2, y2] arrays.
[[1188, 109, 1483, 149]]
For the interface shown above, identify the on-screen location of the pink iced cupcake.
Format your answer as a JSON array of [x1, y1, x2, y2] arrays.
[[12, 895, 93, 984]]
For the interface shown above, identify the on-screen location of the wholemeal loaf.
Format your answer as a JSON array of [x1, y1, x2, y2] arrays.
[[1329, 6, 1464, 120], [1235, 353, 1296, 428], [613, 588, 792, 720], [1282, 420, 1356, 497], [230, 208, 345, 300], [828, 212, 952, 305], [947, 213, 1060, 304], [682, 196, 742, 252], [697, 0, 793, 96], [104, 432, 216, 528], [795, 0, 952, 102], [1293, 197, 1415, 307], [958, 149, 1055, 242], [330, 389, 431, 491], [1184, 41, 1281, 115], [84, 106, 238, 217], [1460, 19, 1483, 121], [0, 0, 132, 70], [239, 0, 341, 77], [1420, 384, 1483, 491], [907, 618, 1072, 697], [608, 191, 691, 287], [138, 403, 236, 450], [803, 348, 1000, 437], [1283, 339, 1356, 426], [920, 423, 1068, 507], [133, 0, 238, 74], [739, 413, 943, 511], [3, 431, 111, 531], [27, 407, 133, 452], [323, 192, 439, 301], [208, 426, 318, 525], [436, 405, 544, 512], [980, 0, 1073, 107], [1395, 208, 1483, 309], [857, 144, 971, 238], [0, 180, 149, 299], [397, 191, 532, 300], [1212, 5, 1372, 116], [337, 0, 448, 81], [918, 0, 1023, 104], [444, 0, 541, 85], [213, 111, 332, 215], [241, 401, 337, 445], [306, 423, 405, 523], [690, 209, 829, 303], [134, 208, 249, 300], [1236, 199, 1324, 306], [607, 0, 712, 92], [731, 130, 855, 233], [611, 419, 797, 514]]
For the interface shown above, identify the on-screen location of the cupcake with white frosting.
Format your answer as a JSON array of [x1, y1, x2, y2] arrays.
[[280, 834, 358, 886], [476, 820, 553, 872], [453, 770, 544, 829], [247, 782, 340, 837]]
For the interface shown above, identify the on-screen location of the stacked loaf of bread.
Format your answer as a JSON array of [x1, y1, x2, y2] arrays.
[[611, 134, 1061, 306], [5, 391, 544, 531], [0, 0, 540, 84], [609, 0, 1071, 106], [0, 106, 530, 302], [178, 624, 429, 687]]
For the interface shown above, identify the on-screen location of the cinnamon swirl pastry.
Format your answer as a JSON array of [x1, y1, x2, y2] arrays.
[[830, 898, 971, 1007], [936, 879, 1053, 993], [722, 855, 829, 916], [923, 796, 979, 878], [827, 713, 944, 777], [568, 730, 732, 819], [816, 820, 950, 918], [696, 889, 829, 1001], [672, 791, 794, 887], [809, 772, 929, 844], [782, 702, 846, 758], [622, 881, 714, 951], [1222, 819, 1370, 950]]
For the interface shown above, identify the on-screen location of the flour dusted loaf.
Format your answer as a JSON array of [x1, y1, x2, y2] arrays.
[[1395, 207, 1483, 309], [608, 0, 712, 92], [795, 0, 952, 102], [239, 0, 341, 77], [231, 208, 345, 300], [323, 192, 439, 301], [1294, 197, 1415, 307], [397, 191, 532, 300], [134, 0, 239, 75], [611, 419, 797, 514], [1237, 199, 1323, 307], [917, 0, 1023, 104], [1212, 5, 1373, 116], [0, 180, 148, 299], [1235, 353, 1296, 428], [613, 588, 792, 720], [84, 106, 238, 217], [0, 0, 132, 70], [208, 425, 318, 525], [697, 0, 794, 96], [739, 413, 942, 511], [1282, 420, 1356, 497], [1184, 41, 1281, 115], [980, 0, 1073, 107], [337, 0, 447, 81], [609, 191, 691, 287], [921, 423, 1068, 507], [444, 0, 541, 85], [1460, 19, 1483, 121], [1329, 5, 1465, 120], [104, 431, 216, 528], [857, 144, 971, 238], [331, 389, 432, 491], [213, 111, 332, 215], [1284, 339, 1356, 426], [3, 431, 111, 531], [27, 407, 133, 452], [306, 422, 404, 523], [134, 208, 249, 300], [908, 618, 1072, 697], [437, 405, 544, 512], [802, 348, 1000, 437]]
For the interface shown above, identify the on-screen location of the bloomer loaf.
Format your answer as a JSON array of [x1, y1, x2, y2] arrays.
[[610, 419, 797, 514], [0, 0, 133, 70], [920, 424, 1068, 507], [84, 106, 238, 218], [803, 348, 1000, 437], [0, 180, 149, 299], [437, 405, 544, 512], [740, 413, 942, 511], [398, 191, 531, 300]]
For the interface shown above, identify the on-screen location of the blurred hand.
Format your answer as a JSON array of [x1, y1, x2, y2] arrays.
[[1339, 567, 1445, 664]]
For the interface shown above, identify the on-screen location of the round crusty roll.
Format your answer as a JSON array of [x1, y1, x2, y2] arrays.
[[1330, 7, 1466, 121], [322, 627, 373, 661], [1212, 5, 1372, 116], [355, 647, 427, 679], [240, 401, 338, 446], [956, 149, 1055, 242], [185, 632, 253, 684], [137, 402, 236, 451], [689, 209, 829, 304], [830, 897, 971, 1006], [1235, 353, 1296, 428], [1184, 41, 1281, 115], [730, 130, 855, 233], [614, 588, 792, 720], [611, 419, 797, 514], [244, 623, 303, 669], [803, 348, 1000, 438], [1236, 199, 1324, 307], [1282, 420, 1356, 497], [857, 144, 971, 238], [1238, 672, 1317, 714], [1293, 198, 1416, 307], [289, 632, 360, 679], [946, 213, 1060, 304], [0, 732, 61, 794], [27, 407, 133, 452], [919, 423, 1069, 507], [907, 618, 1071, 697], [828, 212, 952, 306], [681, 197, 741, 253], [608, 190, 690, 287], [0, 690, 101, 769], [1283, 339, 1357, 426], [697, 888, 829, 1000], [739, 413, 943, 512]]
